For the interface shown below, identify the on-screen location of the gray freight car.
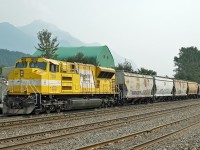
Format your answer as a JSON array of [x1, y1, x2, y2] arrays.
[[153, 76, 174, 101], [173, 79, 187, 99], [116, 71, 154, 104]]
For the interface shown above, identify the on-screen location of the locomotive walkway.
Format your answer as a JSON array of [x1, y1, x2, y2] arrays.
[[0, 99, 200, 149]]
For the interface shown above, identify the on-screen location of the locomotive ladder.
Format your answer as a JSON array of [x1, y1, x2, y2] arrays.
[[28, 80, 42, 110]]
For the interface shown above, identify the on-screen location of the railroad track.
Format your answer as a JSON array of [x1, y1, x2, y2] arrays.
[[0, 100, 196, 130], [0, 98, 197, 121], [1, 99, 200, 130], [130, 121, 200, 150], [0, 102, 199, 150], [78, 114, 200, 150], [0, 106, 145, 129]]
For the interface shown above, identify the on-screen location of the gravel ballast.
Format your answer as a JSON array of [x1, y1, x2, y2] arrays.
[[1, 99, 200, 150], [18, 101, 200, 150]]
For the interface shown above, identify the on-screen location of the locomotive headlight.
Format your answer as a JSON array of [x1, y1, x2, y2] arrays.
[[20, 70, 24, 77]]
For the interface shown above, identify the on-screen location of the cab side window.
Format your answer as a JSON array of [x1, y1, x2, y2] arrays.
[[16, 62, 27, 68], [50, 63, 59, 72]]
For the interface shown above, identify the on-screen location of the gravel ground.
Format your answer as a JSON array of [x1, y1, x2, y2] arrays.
[[99, 113, 200, 149], [1, 100, 199, 139], [145, 122, 200, 150], [1, 104, 198, 148], [18, 102, 200, 150]]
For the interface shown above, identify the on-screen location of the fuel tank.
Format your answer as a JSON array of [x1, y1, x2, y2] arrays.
[[67, 98, 103, 109]]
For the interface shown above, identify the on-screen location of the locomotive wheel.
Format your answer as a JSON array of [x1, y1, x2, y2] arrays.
[[104, 102, 108, 108], [101, 102, 107, 108], [50, 105, 55, 111], [109, 102, 114, 107], [56, 108, 61, 113], [100, 102, 105, 108], [34, 110, 40, 115], [46, 108, 51, 114]]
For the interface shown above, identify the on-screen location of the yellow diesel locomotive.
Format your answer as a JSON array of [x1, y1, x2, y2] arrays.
[[3, 57, 117, 114]]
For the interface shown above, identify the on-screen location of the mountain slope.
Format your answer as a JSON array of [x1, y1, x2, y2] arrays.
[[0, 49, 30, 67], [19, 20, 85, 47], [0, 22, 36, 53], [0, 20, 100, 54]]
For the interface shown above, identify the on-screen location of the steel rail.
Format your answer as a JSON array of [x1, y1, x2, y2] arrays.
[[1, 100, 197, 130], [1, 98, 197, 121], [129, 121, 200, 150], [0, 103, 199, 150], [78, 114, 200, 150], [0, 106, 142, 129]]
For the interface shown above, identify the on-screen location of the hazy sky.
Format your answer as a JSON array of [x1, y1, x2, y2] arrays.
[[0, 0, 200, 76]]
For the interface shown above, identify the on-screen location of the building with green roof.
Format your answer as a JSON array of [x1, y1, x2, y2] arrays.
[[32, 45, 115, 68]]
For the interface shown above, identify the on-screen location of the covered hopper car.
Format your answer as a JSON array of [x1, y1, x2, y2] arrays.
[[116, 71, 154, 104], [116, 71, 199, 104]]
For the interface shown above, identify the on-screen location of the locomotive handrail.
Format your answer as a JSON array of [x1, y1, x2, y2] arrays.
[[28, 82, 37, 95], [28, 81, 41, 99], [9, 80, 14, 93], [31, 81, 40, 94], [28, 81, 41, 108], [115, 84, 122, 100]]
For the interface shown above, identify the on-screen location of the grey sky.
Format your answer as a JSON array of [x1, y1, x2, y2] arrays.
[[0, 0, 200, 76]]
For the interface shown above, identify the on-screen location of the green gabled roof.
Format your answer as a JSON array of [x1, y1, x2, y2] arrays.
[[32, 45, 115, 68]]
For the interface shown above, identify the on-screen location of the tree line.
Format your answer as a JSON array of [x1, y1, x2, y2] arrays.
[[174, 46, 200, 83]]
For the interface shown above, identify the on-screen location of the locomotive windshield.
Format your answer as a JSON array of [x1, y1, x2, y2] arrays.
[[16, 62, 27, 68], [29, 62, 46, 70]]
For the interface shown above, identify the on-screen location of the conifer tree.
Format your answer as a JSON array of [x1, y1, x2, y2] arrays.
[[35, 29, 59, 59]]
